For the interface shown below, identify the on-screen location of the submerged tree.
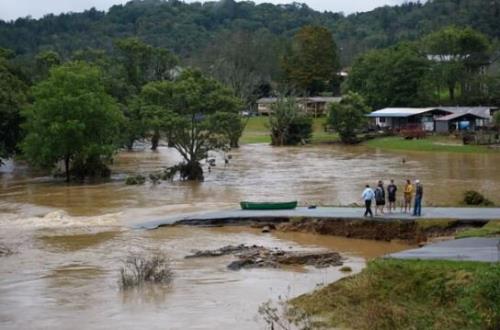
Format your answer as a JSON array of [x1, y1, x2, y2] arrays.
[[21, 62, 124, 182], [140, 70, 241, 180], [269, 98, 312, 146], [327, 92, 371, 144]]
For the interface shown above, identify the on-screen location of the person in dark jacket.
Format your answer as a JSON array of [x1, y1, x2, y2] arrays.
[[374, 180, 385, 216], [413, 180, 423, 216], [387, 179, 398, 213]]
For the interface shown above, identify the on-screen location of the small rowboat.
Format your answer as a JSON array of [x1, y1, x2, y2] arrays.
[[240, 201, 298, 210]]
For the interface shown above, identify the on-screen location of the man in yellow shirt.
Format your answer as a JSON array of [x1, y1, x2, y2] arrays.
[[404, 179, 413, 213]]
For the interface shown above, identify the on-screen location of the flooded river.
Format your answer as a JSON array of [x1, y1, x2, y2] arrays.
[[1, 144, 499, 329]]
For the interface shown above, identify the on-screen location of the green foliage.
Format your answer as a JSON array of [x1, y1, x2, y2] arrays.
[[456, 221, 500, 238], [35, 50, 61, 81], [293, 259, 500, 330], [125, 174, 146, 185], [21, 61, 124, 181], [463, 191, 494, 206], [282, 25, 340, 95], [345, 43, 431, 109], [209, 112, 247, 148], [493, 111, 500, 129], [0, 54, 28, 164], [1, 0, 499, 69], [423, 26, 491, 102], [140, 69, 241, 180], [269, 98, 313, 146], [327, 92, 370, 144]]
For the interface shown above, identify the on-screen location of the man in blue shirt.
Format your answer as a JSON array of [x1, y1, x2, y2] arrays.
[[413, 180, 424, 216], [361, 184, 375, 218]]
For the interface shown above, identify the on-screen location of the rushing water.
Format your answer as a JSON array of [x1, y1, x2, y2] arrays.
[[0, 144, 499, 329]]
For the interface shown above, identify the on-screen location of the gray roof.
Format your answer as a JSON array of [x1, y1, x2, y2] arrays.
[[435, 111, 490, 121], [368, 106, 496, 118]]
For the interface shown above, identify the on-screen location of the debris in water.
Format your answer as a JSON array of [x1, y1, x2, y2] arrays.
[[186, 245, 343, 271]]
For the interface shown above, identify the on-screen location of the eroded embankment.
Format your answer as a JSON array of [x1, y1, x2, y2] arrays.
[[173, 217, 488, 243]]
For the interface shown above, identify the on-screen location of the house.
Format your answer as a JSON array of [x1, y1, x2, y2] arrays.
[[368, 107, 497, 132], [256, 97, 342, 117]]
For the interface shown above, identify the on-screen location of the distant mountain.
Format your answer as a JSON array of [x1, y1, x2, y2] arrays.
[[0, 0, 499, 64]]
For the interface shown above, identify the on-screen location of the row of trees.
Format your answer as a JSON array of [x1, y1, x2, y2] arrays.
[[0, 38, 243, 182], [1, 0, 499, 67], [345, 26, 500, 108]]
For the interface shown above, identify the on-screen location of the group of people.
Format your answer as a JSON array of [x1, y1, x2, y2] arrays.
[[361, 179, 424, 217]]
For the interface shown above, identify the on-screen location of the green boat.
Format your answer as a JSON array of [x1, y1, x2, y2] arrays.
[[240, 201, 298, 210]]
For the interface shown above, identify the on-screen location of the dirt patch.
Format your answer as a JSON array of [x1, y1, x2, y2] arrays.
[[186, 244, 343, 270], [279, 219, 420, 242], [277, 218, 486, 243]]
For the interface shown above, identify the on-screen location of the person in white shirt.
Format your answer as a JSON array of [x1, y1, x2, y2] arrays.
[[361, 184, 375, 217]]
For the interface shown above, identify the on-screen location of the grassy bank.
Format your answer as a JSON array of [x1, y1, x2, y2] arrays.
[[456, 221, 500, 238], [364, 136, 496, 154], [292, 259, 500, 330], [240, 116, 338, 145]]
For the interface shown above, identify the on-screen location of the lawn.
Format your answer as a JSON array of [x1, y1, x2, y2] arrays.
[[364, 136, 496, 154], [240, 116, 338, 145], [456, 220, 500, 238], [292, 259, 500, 330]]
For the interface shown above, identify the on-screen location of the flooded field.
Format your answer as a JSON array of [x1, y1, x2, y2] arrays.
[[1, 143, 499, 329]]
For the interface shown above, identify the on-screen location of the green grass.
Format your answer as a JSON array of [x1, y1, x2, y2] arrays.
[[456, 220, 500, 239], [292, 259, 500, 330], [364, 136, 496, 154], [241, 116, 338, 145]]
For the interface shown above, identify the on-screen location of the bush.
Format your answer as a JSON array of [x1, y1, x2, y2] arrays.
[[125, 174, 146, 185], [120, 253, 173, 289], [463, 191, 494, 206]]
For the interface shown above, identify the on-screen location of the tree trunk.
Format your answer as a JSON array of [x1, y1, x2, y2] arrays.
[[183, 161, 204, 181], [448, 84, 455, 101], [64, 155, 70, 183], [151, 130, 160, 151]]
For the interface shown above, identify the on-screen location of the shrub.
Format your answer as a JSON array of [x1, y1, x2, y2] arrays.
[[463, 191, 494, 206], [119, 253, 173, 289], [125, 174, 146, 185]]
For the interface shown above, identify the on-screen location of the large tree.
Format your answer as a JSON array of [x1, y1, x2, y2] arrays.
[[282, 25, 340, 95], [140, 70, 241, 180], [269, 98, 313, 146], [327, 92, 371, 144], [21, 62, 124, 182], [0, 50, 28, 165], [345, 43, 432, 109], [423, 26, 491, 101]]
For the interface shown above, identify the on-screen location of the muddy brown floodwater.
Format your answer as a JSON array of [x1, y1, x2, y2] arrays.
[[0, 143, 499, 329]]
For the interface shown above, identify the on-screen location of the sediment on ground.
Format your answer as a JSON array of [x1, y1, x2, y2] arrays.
[[185, 244, 344, 270], [291, 259, 500, 330]]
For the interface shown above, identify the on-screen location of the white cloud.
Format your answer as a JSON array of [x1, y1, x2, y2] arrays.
[[0, 0, 410, 21]]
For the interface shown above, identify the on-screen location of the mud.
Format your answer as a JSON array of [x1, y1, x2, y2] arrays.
[[277, 218, 487, 243], [186, 244, 343, 271]]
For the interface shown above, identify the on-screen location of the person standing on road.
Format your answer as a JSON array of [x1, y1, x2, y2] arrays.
[[374, 180, 386, 216], [403, 179, 413, 213], [413, 180, 423, 216], [387, 179, 398, 213], [361, 184, 375, 218]]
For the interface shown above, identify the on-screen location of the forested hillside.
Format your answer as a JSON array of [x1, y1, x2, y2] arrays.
[[0, 0, 499, 65]]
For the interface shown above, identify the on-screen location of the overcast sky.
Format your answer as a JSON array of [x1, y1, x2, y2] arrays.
[[0, 0, 409, 21]]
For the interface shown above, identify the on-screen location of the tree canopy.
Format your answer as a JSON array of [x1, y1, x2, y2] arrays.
[[345, 43, 431, 109], [282, 26, 340, 95], [0, 52, 27, 164], [140, 69, 241, 180], [21, 61, 124, 181], [327, 92, 371, 144]]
